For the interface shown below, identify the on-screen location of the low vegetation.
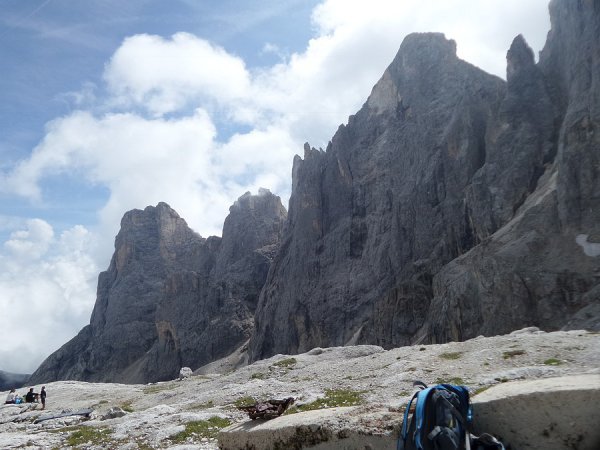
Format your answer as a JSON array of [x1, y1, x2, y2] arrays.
[[143, 383, 176, 394], [120, 400, 134, 412], [169, 417, 232, 443], [543, 358, 563, 366], [233, 396, 256, 408], [472, 385, 491, 396], [439, 352, 463, 360], [66, 426, 112, 447], [435, 377, 465, 385], [285, 388, 365, 415], [502, 350, 526, 359], [187, 400, 214, 410], [272, 357, 297, 368]]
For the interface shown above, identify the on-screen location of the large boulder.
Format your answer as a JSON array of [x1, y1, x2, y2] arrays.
[[472, 374, 600, 450], [218, 407, 398, 450]]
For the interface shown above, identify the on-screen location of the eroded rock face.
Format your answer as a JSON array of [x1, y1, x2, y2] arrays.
[[424, 0, 600, 344], [249, 1, 600, 360], [29, 0, 600, 382], [29, 192, 287, 384]]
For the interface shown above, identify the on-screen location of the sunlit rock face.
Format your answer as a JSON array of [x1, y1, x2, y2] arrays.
[[30, 0, 600, 383], [248, 0, 600, 361], [30, 191, 287, 384]]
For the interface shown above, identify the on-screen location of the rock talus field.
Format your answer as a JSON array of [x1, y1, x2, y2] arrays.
[[1, 329, 599, 449]]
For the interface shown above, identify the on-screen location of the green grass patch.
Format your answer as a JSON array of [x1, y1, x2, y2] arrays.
[[285, 388, 364, 414], [143, 383, 176, 394], [250, 372, 267, 380], [472, 386, 491, 396], [133, 441, 154, 450], [120, 400, 134, 412], [187, 400, 214, 410], [543, 358, 563, 366], [66, 426, 112, 447], [435, 377, 465, 385], [439, 352, 463, 360], [503, 350, 526, 359], [233, 396, 256, 408], [272, 357, 297, 368], [169, 417, 232, 443]]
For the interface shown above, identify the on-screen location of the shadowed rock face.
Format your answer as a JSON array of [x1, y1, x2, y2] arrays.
[[29, 0, 600, 382], [248, 1, 600, 360], [29, 191, 287, 384]]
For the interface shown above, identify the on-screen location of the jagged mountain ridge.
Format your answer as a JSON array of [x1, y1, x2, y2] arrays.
[[29, 191, 287, 384], [30, 0, 600, 383], [248, 0, 600, 359]]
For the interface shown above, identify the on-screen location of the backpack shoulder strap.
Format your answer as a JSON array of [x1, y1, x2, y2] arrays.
[[401, 391, 420, 441], [414, 387, 436, 450]]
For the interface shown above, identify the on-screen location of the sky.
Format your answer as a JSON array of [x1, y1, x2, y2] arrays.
[[0, 0, 551, 374]]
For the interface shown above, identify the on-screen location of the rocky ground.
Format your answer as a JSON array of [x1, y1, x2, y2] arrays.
[[1, 328, 598, 449]]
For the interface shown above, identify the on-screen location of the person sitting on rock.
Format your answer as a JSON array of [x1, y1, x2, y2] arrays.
[[25, 388, 37, 403], [4, 389, 16, 404]]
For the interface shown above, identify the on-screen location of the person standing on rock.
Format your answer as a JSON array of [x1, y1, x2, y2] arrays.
[[40, 386, 46, 410]]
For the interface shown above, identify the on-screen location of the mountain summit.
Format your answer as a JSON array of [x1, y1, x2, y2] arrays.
[[29, 192, 286, 383], [30, 0, 600, 383], [249, 0, 600, 359]]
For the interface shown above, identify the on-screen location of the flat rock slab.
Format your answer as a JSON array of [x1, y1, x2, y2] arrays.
[[218, 406, 400, 450], [472, 374, 600, 450]]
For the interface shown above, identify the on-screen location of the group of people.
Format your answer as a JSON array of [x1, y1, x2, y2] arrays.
[[4, 387, 47, 409]]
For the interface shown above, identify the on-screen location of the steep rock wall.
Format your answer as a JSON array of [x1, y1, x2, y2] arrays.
[[249, 0, 600, 360], [29, 191, 286, 384]]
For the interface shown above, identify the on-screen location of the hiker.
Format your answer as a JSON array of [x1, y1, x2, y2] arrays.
[[40, 386, 46, 410], [4, 389, 16, 404], [25, 387, 38, 403]]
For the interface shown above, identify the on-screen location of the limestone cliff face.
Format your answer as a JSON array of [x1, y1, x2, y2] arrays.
[[424, 0, 600, 342], [248, 0, 600, 360], [29, 192, 286, 384], [30, 0, 600, 382]]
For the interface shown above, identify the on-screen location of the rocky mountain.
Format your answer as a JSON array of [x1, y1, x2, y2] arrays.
[[29, 190, 287, 384], [0, 370, 29, 391], [30, 0, 599, 384], [248, 0, 600, 360]]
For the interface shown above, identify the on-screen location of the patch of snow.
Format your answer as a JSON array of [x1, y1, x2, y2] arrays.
[[576, 234, 600, 257]]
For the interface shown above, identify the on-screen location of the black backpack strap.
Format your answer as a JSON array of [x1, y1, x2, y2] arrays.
[[470, 433, 505, 450], [431, 389, 471, 433], [413, 380, 429, 390]]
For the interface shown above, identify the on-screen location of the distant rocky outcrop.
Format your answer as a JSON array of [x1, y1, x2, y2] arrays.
[[0, 370, 29, 391], [29, 190, 286, 384], [248, 0, 600, 360]]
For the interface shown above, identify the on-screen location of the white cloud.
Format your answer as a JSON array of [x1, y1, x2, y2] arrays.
[[4, 218, 54, 261], [0, 221, 98, 373], [1, 0, 551, 373], [104, 32, 251, 117]]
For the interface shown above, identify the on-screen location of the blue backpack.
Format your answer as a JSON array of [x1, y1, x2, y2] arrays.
[[399, 381, 471, 450], [399, 381, 505, 450]]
